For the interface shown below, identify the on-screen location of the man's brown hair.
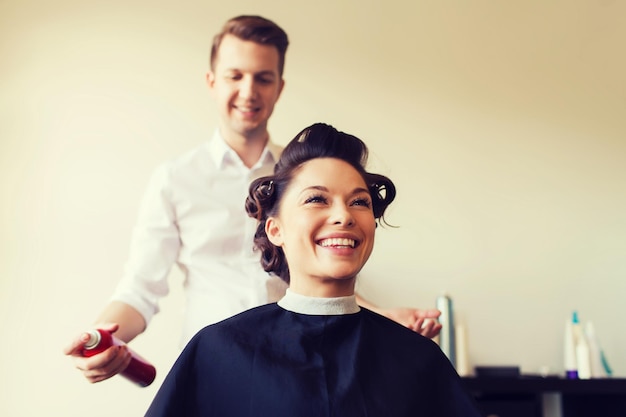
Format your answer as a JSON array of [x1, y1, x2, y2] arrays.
[[210, 15, 289, 76]]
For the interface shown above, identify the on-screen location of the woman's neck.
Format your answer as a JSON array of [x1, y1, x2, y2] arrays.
[[288, 276, 356, 298]]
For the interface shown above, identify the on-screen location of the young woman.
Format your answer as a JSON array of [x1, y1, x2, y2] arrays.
[[145, 123, 482, 417]]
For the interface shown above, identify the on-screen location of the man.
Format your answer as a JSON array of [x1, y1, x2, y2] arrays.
[[64, 15, 440, 384]]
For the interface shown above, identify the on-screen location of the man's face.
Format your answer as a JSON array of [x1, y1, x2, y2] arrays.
[[207, 34, 284, 141]]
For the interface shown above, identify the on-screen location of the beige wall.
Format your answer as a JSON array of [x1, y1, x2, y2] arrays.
[[1, 0, 624, 416]]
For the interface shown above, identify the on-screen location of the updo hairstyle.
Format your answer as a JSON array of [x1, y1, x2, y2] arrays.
[[245, 123, 396, 283]]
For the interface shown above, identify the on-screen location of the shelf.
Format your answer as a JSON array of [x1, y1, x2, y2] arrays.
[[462, 376, 626, 394], [462, 376, 626, 417]]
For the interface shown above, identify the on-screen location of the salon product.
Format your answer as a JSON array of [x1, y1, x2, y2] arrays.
[[455, 322, 470, 376], [572, 312, 591, 379], [564, 317, 578, 379], [82, 329, 156, 387], [474, 366, 520, 378], [436, 293, 456, 368], [585, 321, 610, 378], [600, 350, 613, 377]]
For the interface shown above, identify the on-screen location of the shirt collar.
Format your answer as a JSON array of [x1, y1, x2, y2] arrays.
[[278, 289, 361, 315], [264, 140, 282, 167], [208, 129, 281, 169]]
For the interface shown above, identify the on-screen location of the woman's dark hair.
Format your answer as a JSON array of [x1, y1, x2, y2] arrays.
[[245, 123, 396, 283]]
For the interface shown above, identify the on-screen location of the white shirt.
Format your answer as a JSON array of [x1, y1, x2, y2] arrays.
[[111, 130, 287, 345]]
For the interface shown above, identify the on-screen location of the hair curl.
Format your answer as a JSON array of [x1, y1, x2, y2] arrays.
[[245, 123, 396, 283]]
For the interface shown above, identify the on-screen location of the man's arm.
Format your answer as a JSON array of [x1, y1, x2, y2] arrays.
[[93, 300, 147, 343]]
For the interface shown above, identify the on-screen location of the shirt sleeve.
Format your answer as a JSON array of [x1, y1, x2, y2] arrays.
[[110, 162, 181, 325]]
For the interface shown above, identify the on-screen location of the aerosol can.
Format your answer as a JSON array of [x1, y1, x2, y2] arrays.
[[82, 329, 156, 387]]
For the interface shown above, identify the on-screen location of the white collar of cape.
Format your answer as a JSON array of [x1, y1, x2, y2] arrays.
[[278, 288, 361, 315]]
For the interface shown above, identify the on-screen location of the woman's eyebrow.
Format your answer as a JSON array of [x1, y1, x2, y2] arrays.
[[299, 185, 370, 195]]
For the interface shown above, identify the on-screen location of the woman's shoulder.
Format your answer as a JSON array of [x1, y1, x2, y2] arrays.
[[194, 303, 282, 339], [360, 308, 442, 349]]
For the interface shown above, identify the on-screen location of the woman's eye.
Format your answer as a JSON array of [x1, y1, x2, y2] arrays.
[[304, 195, 327, 204], [352, 198, 372, 208]]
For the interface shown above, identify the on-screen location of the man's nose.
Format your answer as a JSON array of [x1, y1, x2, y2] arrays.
[[238, 76, 257, 99]]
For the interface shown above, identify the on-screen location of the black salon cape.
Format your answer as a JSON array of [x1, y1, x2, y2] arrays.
[[145, 304, 483, 417]]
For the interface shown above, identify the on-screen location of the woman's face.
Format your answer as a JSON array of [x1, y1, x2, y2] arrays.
[[265, 157, 376, 296]]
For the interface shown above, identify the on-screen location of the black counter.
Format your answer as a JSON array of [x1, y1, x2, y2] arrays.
[[462, 376, 626, 417]]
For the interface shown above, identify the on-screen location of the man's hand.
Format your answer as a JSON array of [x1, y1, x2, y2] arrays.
[[380, 307, 442, 338], [63, 323, 132, 384]]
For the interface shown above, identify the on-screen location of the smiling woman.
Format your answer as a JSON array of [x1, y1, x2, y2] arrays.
[[144, 123, 483, 417], [246, 122, 396, 289], [264, 157, 377, 297]]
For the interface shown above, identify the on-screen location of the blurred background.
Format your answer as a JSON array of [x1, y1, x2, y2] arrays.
[[1, 0, 624, 416]]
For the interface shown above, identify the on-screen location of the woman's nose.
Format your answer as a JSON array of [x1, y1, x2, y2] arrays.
[[331, 204, 355, 227]]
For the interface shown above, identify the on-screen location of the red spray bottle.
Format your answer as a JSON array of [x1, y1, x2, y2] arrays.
[[81, 329, 156, 387]]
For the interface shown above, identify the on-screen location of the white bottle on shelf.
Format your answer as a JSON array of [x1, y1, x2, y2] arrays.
[[585, 321, 607, 378], [436, 293, 456, 368], [455, 321, 470, 376], [564, 317, 578, 379], [572, 311, 591, 379]]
